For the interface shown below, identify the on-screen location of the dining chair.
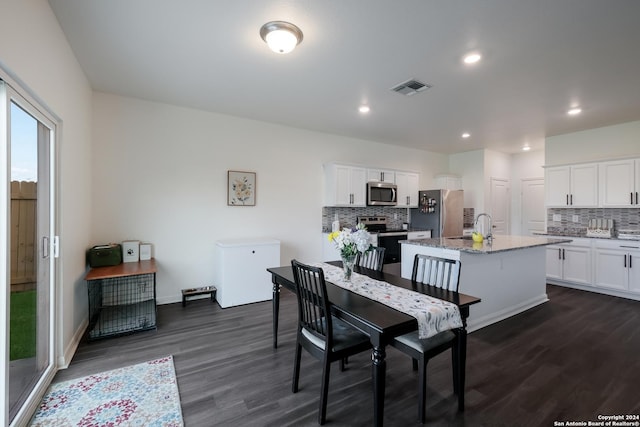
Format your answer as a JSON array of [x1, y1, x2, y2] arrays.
[[355, 246, 386, 271], [290, 260, 372, 425], [390, 254, 462, 423]]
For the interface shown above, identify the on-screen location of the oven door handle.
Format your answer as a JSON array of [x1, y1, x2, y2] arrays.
[[378, 232, 409, 237]]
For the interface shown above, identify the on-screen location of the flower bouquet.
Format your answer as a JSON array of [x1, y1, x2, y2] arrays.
[[328, 223, 373, 280]]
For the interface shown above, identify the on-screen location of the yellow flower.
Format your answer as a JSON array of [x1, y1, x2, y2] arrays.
[[328, 231, 339, 242]]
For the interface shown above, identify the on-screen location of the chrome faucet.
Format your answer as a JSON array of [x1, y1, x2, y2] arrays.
[[475, 213, 493, 241]]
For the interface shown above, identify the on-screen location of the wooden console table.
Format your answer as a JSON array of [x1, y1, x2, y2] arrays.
[[85, 259, 157, 340]]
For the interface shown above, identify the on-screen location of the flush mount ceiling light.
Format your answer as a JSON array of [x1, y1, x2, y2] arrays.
[[522, 145, 531, 151], [567, 107, 582, 116], [260, 21, 303, 54], [463, 52, 482, 64], [461, 132, 471, 139], [358, 105, 370, 114]]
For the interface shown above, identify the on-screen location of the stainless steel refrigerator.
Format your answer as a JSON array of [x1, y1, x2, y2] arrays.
[[410, 189, 464, 237]]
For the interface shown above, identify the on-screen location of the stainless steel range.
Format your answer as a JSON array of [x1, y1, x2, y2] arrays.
[[357, 216, 407, 264]]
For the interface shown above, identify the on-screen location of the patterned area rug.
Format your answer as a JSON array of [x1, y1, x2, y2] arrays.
[[29, 355, 183, 426]]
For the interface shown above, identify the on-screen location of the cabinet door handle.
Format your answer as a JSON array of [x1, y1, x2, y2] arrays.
[[636, 191, 638, 205], [624, 254, 627, 268], [630, 255, 633, 268], [632, 192, 634, 205], [570, 194, 573, 205], [566, 194, 569, 205], [562, 248, 565, 260], [558, 248, 562, 260]]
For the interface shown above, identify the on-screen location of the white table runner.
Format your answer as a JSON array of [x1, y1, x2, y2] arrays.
[[315, 263, 463, 339]]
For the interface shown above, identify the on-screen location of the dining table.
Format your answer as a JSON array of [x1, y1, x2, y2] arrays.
[[267, 261, 481, 427]]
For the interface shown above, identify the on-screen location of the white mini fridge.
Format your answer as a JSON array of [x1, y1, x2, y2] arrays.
[[213, 238, 281, 308]]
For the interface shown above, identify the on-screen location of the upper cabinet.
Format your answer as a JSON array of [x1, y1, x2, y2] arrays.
[[395, 171, 419, 207], [434, 174, 462, 190], [599, 158, 640, 207], [324, 164, 367, 206], [324, 163, 420, 207], [545, 163, 598, 207], [367, 169, 395, 183]]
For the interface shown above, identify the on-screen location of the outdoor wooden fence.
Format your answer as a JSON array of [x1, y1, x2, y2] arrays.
[[10, 181, 37, 291]]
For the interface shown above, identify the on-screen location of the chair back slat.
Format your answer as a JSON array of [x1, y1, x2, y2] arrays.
[[291, 260, 332, 344], [411, 254, 461, 291], [355, 246, 386, 271]]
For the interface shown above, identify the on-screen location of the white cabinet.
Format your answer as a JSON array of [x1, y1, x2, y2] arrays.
[[593, 240, 640, 293], [367, 168, 395, 183], [545, 237, 592, 285], [395, 171, 420, 207], [324, 163, 367, 206], [545, 163, 598, 207], [407, 230, 431, 240], [599, 158, 640, 207], [435, 174, 462, 190], [213, 238, 280, 308]]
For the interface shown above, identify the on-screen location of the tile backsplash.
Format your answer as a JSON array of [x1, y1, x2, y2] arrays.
[[547, 207, 640, 235], [322, 207, 409, 232]]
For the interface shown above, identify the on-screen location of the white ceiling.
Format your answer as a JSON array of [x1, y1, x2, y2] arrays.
[[48, 0, 640, 154]]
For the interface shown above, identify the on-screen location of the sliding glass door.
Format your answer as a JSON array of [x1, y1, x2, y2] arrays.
[[1, 79, 57, 426]]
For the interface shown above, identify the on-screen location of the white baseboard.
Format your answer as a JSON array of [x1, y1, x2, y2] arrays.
[[58, 317, 88, 369], [547, 279, 640, 302], [467, 294, 549, 333]]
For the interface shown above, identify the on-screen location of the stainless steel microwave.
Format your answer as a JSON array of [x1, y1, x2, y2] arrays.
[[367, 181, 397, 206]]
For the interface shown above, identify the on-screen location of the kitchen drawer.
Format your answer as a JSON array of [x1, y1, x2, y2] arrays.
[[592, 239, 640, 250], [407, 231, 431, 240]]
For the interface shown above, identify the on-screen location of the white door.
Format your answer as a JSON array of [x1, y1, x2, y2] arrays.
[[490, 177, 510, 235], [545, 166, 570, 206], [629, 249, 640, 293], [562, 246, 592, 285], [599, 159, 635, 207], [546, 246, 563, 280], [521, 178, 545, 236], [2, 79, 57, 426], [570, 163, 598, 207], [593, 248, 628, 291]]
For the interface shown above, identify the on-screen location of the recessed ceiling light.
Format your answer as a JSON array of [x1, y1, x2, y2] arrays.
[[358, 105, 370, 114], [567, 107, 582, 116], [463, 52, 482, 64], [522, 146, 531, 151], [462, 132, 471, 139]]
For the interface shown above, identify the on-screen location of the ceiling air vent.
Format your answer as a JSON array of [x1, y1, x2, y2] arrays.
[[390, 79, 432, 96]]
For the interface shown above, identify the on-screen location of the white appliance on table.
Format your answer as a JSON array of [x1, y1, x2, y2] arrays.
[[214, 238, 280, 308]]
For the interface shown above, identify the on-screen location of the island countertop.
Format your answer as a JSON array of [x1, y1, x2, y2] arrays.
[[400, 234, 573, 254]]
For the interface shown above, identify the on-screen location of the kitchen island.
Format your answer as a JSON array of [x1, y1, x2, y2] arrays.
[[400, 235, 572, 332]]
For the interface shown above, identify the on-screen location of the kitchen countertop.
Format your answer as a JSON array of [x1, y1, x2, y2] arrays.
[[400, 235, 572, 254], [322, 227, 430, 234], [533, 231, 640, 241]]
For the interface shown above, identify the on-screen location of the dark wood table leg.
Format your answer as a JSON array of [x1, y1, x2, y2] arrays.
[[372, 343, 386, 427], [457, 308, 470, 412], [272, 277, 280, 349]]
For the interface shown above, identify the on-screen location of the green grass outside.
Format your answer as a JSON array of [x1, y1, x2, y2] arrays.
[[10, 290, 36, 360]]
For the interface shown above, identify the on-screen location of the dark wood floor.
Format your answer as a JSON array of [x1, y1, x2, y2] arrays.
[[55, 284, 640, 426]]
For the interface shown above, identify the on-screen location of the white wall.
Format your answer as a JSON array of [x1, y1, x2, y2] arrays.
[[449, 150, 485, 213], [546, 120, 640, 165], [0, 0, 93, 366], [91, 92, 449, 304]]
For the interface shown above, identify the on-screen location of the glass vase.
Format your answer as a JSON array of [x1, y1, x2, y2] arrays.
[[341, 253, 357, 281]]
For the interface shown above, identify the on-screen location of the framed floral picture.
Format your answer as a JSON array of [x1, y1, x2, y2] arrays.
[[227, 170, 256, 206]]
